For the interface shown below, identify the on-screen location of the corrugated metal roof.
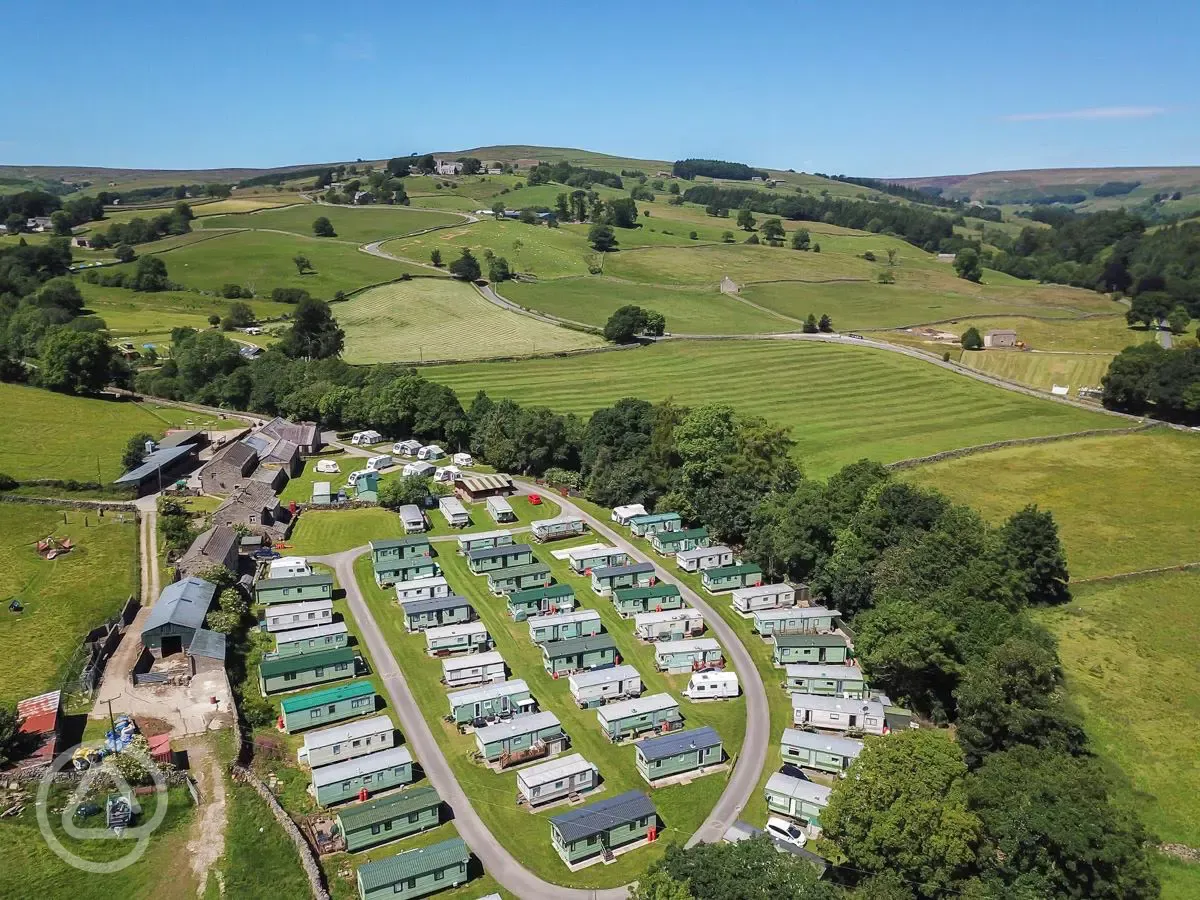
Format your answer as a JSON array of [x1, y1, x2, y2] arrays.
[[457, 473, 513, 492], [114, 444, 195, 484], [280, 680, 374, 713], [541, 634, 616, 659], [781, 728, 864, 758], [766, 772, 831, 805], [598, 692, 677, 723], [636, 726, 722, 762], [143, 577, 216, 633], [311, 746, 412, 788], [187, 628, 226, 660], [551, 790, 656, 843], [357, 838, 468, 891], [259, 646, 353, 679], [336, 784, 440, 832]]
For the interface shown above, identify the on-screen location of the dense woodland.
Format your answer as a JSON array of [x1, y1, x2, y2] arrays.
[[671, 158, 769, 181]]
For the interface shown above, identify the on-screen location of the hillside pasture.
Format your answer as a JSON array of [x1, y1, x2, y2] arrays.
[[426, 340, 1123, 476], [886, 314, 1149, 354], [198, 204, 464, 243], [959, 349, 1114, 393], [383, 218, 594, 279], [339, 278, 603, 363]]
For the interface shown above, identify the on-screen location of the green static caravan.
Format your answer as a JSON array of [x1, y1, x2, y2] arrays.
[[612, 584, 683, 618], [591, 562, 656, 597], [254, 573, 334, 606], [530, 515, 587, 543], [635, 725, 722, 783], [466, 543, 535, 574], [425, 621, 491, 655], [752, 605, 841, 636], [700, 563, 762, 593], [784, 664, 868, 698], [374, 556, 439, 587], [596, 692, 682, 742], [445, 678, 534, 725], [653, 638, 723, 674], [403, 595, 474, 633], [371, 536, 432, 564], [300, 714, 395, 769], [506, 583, 576, 622], [650, 527, 710, 557], [356, 836, 470, 900], [541, 634, 618, 675], [280, 680, 377, 734], [781, 727, 864, 775], [456, 529, 514, 554], [527, 609, 603, 644], [335, 784, 441, 853], [566, 545, 628, 574], [259, 646, 356, 695], [628, 512, 682, 538], [473, 711, 567, 763], [765, 772, 831, 831], [772, 633, 850, 666], [550, 790, 658, 867], [312, 745, 414, 807], [356, 470, 379, 503], [273, 621, 349, 658], [486, 562, 552, 595]]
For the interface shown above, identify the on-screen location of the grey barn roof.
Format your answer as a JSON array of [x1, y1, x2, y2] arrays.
[[636, 726, 722, 762], [187, 628, 227, 660], [143, 577, 216, 632], [114, 444, 195, 484], [551, 790, 656, 843]]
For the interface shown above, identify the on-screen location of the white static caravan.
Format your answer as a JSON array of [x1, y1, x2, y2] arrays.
[[568, 664, 643, 709], [654, 637, 723, 674], [634, 608, 705, 642], [516, 753, 599, 807], [486, 496, 516, 523], [439, 496, 470, 528], [566, 544, 627, 574], [675, 545, 734, 573], [426, 621, 491, 656], [298, 715, 394, 769], [392, 439, 422, 456], [269, 556, 312, 579], [530, 515, 586, 543], [397, 504, 427, 534], [265, 598, 334, 633], [731, 583, 796, 615], [683, 670, 740, 700], [442, 650, 506, 688], [446, 679, 534, 725], [527, 609, 602, 644], [791, 694, 886, 735], [611, 504, 647, 526], [395, 576, 451, 605]]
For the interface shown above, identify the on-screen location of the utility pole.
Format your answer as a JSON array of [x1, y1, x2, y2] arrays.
[[107, 699, 118, 751]]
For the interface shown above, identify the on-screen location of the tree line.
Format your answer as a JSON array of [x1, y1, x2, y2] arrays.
[[672, 158, 768, 181], [525, 161, 623, 190], [1102, 343, 1200, 421]]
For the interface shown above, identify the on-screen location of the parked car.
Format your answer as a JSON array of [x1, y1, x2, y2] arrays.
[[779, 763, 808, 781], [765, 816, 807, 848]]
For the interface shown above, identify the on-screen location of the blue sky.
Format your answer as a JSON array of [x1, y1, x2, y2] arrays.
[[5, 0, 1197, 176]]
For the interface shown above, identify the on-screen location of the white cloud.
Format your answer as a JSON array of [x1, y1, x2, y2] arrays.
[[1002, 106, 1167, 122]]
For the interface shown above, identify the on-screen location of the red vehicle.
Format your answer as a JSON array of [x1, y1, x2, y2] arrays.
[[528, 493, 542, 505]]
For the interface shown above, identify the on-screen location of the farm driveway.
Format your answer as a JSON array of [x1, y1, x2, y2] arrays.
[[184, 737, 228, 896]]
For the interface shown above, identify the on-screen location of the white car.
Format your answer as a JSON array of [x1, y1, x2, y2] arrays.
[[765, 816, 807, 848]]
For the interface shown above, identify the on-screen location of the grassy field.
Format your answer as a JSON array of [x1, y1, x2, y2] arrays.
[[425, 340, 1123, 476], [339, 279, 604, 364], [0, 503, 139, 705], [884, 314, 1150, 354], [906, 429, 1200, 580], [383, 219, 597, 279], [219, 777, 312, 898], [959, 349, 1115, 393], [198, 204, 465, 243]]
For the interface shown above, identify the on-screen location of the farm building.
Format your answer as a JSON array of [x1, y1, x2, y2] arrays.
[[15, 691, 61, 767], [531, 515, 586, 542], [634, 608, 704, 642], [683, 670, 739, 700], [395, 576, 451, 605], [654, 638, 723, 673], [274, 621, 349, 658], [474, 711, 566, 763], [675, 545, 733, 572], [425, 621, 491, 655], [784, 664, 868, 697], [141, 577, 216, 657], [311, 745, 413, 807], [568, 664, 643, 708], [772, 633, 850, 666], [628, 512, 681, 537], [300, 715, 395, 769], [311, 482, 332, 506], [254, 573, 333, 606], [506, 583, 576, 621], [651, 527, 711, 557], [731, 583, 797, 615], [114, 442, 200, 497], [266, 598, 333, 632], [372, 537, 431, 565], [335, 784, 441, 852], [517, 753, 599, 807], [455, 473, 513, 500], [486, 496, 516, 523], [356, 837, 469, 900], [528, 609, 602, 644], [177, 525, 239, 578], [404, 595, 473, 632], [591, 562, 656, 596], [393, 439, 422, 456], [280, 681, 376, 733], [701, 563, 762, 593], [765, 772, 831, 831], [457, 529, 514, 553], [259, 646, 355, 695], [442, 650, 506, 688], [597, 693, 681, 742], [438, 496, 470, 527], [635, 726, 723, 783], [752, 605, 841, 636], [402, 461, 435, 479], [487, 562, 552, 595], [567, 545, 628, 573], [549, 791, 658, 867], [542, 634, 618, 675], [374, 556, 439, 587], [611, 504, 647, 525], [781, 728, 864, 774], [418, 444, 446, 461], [984, 328, 1018, 348], [792, 694, 886, 735], [613, 584, 682, 617], [446, 678, 533, 725], [396, 504, 426, 533], [467, 543, 534, 574]]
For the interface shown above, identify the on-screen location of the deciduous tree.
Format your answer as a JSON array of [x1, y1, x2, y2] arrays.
[[312, 216, 335, 237], [954, 248, 983, 282], [961, 326, 983, 350], [448, 248, 481, 281]]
